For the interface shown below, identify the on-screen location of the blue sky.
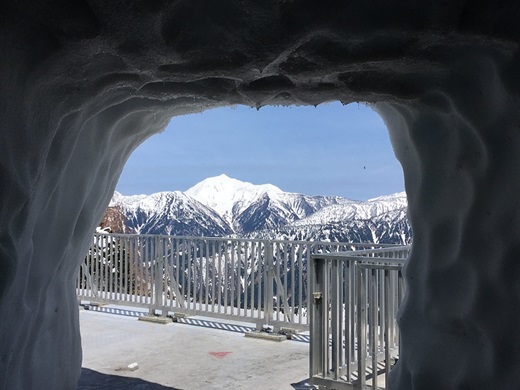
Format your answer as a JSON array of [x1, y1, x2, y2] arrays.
[[116, 102, 404, 200]]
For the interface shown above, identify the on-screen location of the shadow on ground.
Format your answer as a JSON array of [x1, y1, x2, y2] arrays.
[[290, 378, 318, 389], [78, 368, 181, 390]]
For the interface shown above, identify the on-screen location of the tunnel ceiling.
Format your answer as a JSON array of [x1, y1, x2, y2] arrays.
[[4, 0, 520, 112], [3, 2, 520, 390]]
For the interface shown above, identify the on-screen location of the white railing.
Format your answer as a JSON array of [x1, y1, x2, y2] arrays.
[[77, 233, 399, 330], [309, 246, 410, 389]]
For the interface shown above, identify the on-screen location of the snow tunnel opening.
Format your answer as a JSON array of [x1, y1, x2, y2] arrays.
[[104, 101, 410, 244]]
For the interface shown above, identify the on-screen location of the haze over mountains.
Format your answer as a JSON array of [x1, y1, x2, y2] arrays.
[[107, 174, 412, 244]]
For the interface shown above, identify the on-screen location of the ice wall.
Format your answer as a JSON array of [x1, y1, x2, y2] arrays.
[[1, 1, 520, 389], [376, 47, 520, 388]]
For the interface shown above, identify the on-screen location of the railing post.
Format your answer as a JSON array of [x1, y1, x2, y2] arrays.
[[310, 255, 328, 381], [331, 259, 341, 380], [157, 236, 164, 312], [357, 262, 367, 389], [264, 240, 274, 327]]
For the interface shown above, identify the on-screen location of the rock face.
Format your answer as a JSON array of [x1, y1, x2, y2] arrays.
[[1, 1, 520, 389]]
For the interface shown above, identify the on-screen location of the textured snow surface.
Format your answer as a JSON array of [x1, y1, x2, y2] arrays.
[[2, 1, 520, 389], [185, 174, 283, 225], [110, 190, 233, 236], [291, 192, 407, 225]]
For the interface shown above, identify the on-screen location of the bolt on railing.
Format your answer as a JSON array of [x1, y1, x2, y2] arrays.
[[309, 246, 410, 390]]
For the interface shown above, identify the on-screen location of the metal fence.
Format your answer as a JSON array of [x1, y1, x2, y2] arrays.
[[77, 233, 397, 330], [309, 246, 410, 390]]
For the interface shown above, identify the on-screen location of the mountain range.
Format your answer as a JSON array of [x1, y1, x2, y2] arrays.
[[106, 174, 412, 244]]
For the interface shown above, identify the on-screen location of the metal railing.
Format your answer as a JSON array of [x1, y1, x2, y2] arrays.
[[76, 233, 398, 330], [309, 246, 410, 389]]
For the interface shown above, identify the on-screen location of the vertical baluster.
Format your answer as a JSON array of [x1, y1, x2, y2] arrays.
[[117, 235, 122, 301], [370, 268, 378, 389], [236, 240, 242, 317], [152, 236, 158, 308], [217, 240, 222, 313], [210, 240, 215, 313], [100, 235, 105, 299], [204, 239, 209, 312], [137, 236, 142, 304], [94, 235, 99, 299], [164, 237, 169, 307], [297, 244, 303, 324], [110, 235, 116, 300], [188, 239, 193, 310], [143, 237, 148, 305], [231, 240, 236, 316], [144, 236, 149, 304], [148, 237, 154, 306], [105, 235, 110, 300], [175, 238, 180, 310], [379, 268, 386, 360], [357, 264, 367, 389], [270, 240, 277, 325], [180, 238, 186, 309], [137, 236, 143, 303], [260, 240, 267, 322], [84, 238, 90, 297], [397, 269, 405, 358], [290, 244, 295, 324], [197, 240, 202, 310], [197, 239, 202, 311], [384, 268, 392, 388], [190, 239, 196, 311], [120, 236, 125, 302], [244, 241, 250, 318], [275, 242, 281, 321], [377, 269, 386, 352], [344, 259, 352, 380], [340, 260, 345, 370], [283, 242, 289, 323], [126, 237, 132, 302], [331, 260, 341, 380], [194, 238, 199, 311], [259, 241, 264, 321], [251, 241, 256, 319], [203, 239, 208, 312], [159, 236, 165, 308], [170, 237, 175, 308]]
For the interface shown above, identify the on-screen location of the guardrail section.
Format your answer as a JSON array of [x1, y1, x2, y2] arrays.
[[310, 246, 410, 389], [77, 233, 395, 330]]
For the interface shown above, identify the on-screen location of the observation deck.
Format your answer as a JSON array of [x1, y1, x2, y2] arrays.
[[78, 234, 410, 389]]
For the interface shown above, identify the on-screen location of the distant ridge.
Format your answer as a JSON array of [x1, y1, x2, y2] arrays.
[[109, 175, 411, 244]]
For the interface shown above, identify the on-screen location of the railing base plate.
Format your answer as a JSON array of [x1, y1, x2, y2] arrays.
[[138, 315, 172, 324], [244, 330, 286, 342]]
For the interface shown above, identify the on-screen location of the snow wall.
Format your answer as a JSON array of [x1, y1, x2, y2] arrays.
[[1, 1, 520, 389]]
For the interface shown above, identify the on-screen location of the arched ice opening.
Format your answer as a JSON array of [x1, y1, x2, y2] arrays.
[[1, 2, 520, 389]]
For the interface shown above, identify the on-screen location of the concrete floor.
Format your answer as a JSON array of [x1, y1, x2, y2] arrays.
[[79, 306, 314, 390]]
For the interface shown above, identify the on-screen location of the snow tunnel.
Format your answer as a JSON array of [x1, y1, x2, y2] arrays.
[[1, 1, 520, 389]]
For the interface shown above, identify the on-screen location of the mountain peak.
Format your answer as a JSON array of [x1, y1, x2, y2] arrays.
[[185, 175, 283, 223]]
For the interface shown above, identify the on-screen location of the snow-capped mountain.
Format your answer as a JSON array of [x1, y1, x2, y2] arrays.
[[109, 191, 233, 236], [249, 206, 411, 245], [107, 175, 411, 243], [289, 191, 407, 226], [186, 174, 349, 233]]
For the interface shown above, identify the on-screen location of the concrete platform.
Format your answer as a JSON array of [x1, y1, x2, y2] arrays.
[[79, 307, 314, 390]]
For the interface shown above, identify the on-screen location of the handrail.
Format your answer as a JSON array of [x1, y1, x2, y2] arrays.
[[309, 246, 410, 390], [76, 233, 399, 331]]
